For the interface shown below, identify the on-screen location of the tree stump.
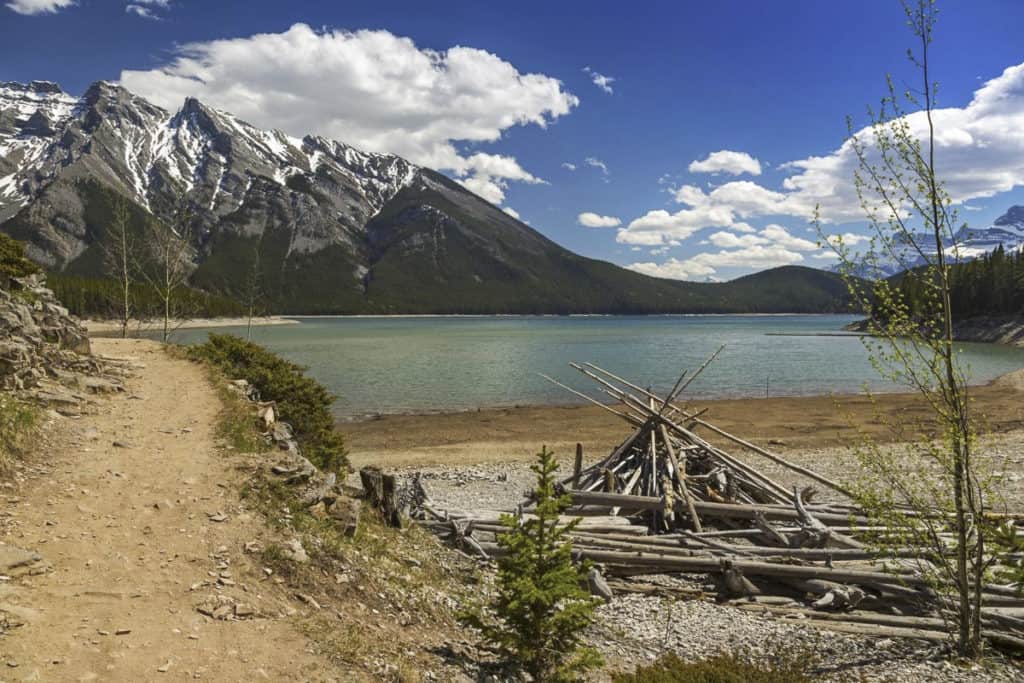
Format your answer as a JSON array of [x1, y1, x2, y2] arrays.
[[359, 466, 402, 528]]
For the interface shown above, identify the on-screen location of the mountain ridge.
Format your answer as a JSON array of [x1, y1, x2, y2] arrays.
[[1, 79, 853, 315]]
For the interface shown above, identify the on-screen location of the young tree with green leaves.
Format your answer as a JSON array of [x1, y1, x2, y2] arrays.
[[463, 446, 602, 682], [823, 0, 1001, 658]]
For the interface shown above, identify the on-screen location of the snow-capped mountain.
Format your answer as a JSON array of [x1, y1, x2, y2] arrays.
[[0, 80, 418, 265], [0, 80, 853, 314], [952, 206, 1024, 259], [833, 205, 1024, 278]]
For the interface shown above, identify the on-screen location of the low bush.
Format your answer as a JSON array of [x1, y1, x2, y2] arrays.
[[189, 334, 348, 473], [611, 651, 814, 683], [0, 233, 40, 282], [0, 395, 40, 470]]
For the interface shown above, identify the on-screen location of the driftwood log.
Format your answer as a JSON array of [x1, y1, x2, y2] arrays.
[[410, 357, 1024, 652]]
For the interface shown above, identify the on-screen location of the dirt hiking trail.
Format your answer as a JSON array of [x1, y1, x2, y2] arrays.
[[0, 339, 335, 682]]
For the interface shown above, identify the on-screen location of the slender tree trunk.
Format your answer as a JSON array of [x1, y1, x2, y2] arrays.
[[919, 14, 980, 658], [163, 294, 169, 343], [162, 255, 171, 343]]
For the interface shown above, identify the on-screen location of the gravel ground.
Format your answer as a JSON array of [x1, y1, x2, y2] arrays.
[[393, 431, 1024, 682]]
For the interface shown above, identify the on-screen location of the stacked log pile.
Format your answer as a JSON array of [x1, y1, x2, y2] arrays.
[[413, 353, 1024, 651]]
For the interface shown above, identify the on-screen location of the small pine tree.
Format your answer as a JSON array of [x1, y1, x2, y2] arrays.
[[464, 446, 602, 682]]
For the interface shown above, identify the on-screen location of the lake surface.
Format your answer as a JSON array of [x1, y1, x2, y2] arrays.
[[166, 315, 1024, 419]]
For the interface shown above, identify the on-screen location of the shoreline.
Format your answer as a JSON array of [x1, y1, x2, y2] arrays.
[[343, 370, 1024, 468], [290, 312, 857, 319], [82, 316, 300, 334], [336, 368, 1023, 423], [845, 314, 1024, 348]]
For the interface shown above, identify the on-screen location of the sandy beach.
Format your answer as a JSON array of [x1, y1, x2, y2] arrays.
[[344, 372, 1024, 468], [82, 316, 300, 335]]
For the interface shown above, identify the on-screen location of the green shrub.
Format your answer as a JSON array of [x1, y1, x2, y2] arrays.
[[611, 651, 814, 683], [0, 396, 40, 470], [462, 446, 602, 682], [0, 233, 40, 282], [189, 334, 348, 473]]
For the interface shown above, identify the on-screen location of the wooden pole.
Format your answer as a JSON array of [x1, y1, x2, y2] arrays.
[[538, 373, 641, 425], [660, 424, 702, 532], [572, 443, 583, 489], [567, 490, 872, 526], [688, 416, 855, 499]]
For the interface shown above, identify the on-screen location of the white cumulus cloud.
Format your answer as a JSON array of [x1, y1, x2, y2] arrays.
[[5, 0, 73, 14], [688, 150, 762, 176], [561, 162, 577, 171], [126, 0, 169, 19], [706, 231, 768, 248], [759, 224, 819, 251], [624, 61, 1024, 256], [585, 157, 609, 176], [577, 212, 621, 228], [626, 222, 831, 281], [120, 24, 577, 202], [583, 66, 615, 94], [457, 152, 546, 205], [629, 244, 805, 281], [502, 207, 520, 219]]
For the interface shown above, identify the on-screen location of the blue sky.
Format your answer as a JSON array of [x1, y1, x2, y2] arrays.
[[3, 0, 1024, 280]]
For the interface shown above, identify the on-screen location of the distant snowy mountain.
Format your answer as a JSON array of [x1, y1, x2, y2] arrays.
[[833, 205, 1024, 278], [953, 205, 1024, 259], [0, 79, 853, 314]]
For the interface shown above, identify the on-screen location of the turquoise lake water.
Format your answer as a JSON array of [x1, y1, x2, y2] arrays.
[[166, 315, 1024, 419]]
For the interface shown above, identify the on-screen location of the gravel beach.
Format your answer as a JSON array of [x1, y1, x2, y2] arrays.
[[387, 430, 1024, 682]]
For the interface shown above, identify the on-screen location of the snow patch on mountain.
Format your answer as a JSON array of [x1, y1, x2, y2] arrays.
[[0, 80, 420, 222]]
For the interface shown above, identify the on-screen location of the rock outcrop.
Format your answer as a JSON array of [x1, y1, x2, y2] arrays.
[[952, 315, 1024, 348], [0, 273, 90, 391]]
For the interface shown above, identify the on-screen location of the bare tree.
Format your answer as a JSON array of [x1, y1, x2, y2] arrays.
[[101, 196, 135, 339], [244, 242, 263, 341], [823, 0, 997, 658], [140, 208, 194, 343]]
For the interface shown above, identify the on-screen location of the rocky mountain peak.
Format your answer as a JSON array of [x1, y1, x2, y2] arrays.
[[1, 80, 64, 95], [994, 205, 1024, 228]]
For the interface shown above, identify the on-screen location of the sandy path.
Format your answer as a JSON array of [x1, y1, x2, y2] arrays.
[[0, 339, 332, 682]]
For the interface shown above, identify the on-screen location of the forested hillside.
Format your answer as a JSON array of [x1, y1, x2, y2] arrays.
[[892, 246, 1024, 320]]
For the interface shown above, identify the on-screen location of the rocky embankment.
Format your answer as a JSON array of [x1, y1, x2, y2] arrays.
[[0, 273, 127, 413], [845, 315, 1024, 347], [952, 315, 1024, 347]]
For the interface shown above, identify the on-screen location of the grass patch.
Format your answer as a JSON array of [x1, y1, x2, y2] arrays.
[[0, 395, 40, 472], [611, 650, 816, 683], [211, 375, 267, 454], [188, 334, 348, 473]]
